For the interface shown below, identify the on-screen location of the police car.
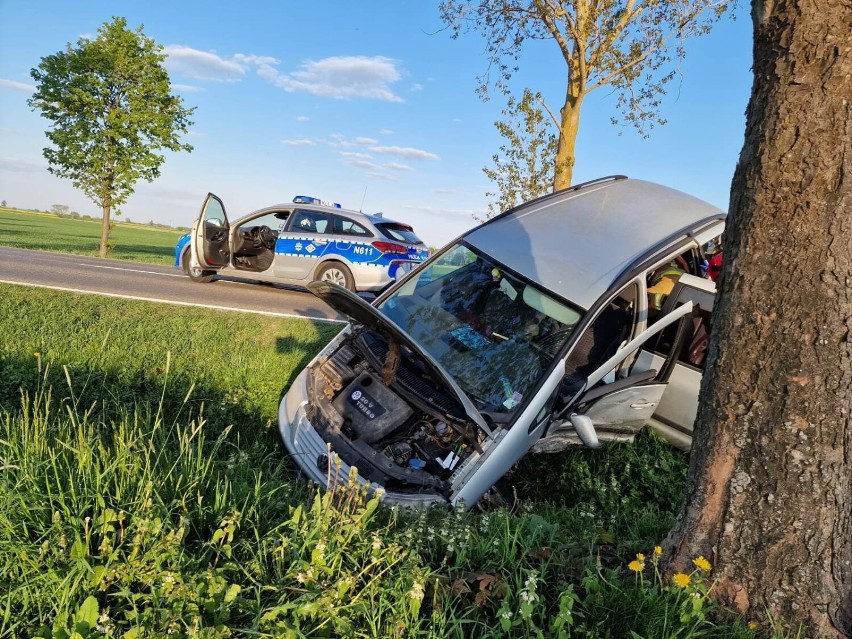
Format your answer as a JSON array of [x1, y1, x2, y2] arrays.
[[174, 194, 428, 292], [278, 176, 726, 509]]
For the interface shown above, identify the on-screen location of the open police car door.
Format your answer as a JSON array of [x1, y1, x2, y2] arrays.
[[191, 193, 231, 275]]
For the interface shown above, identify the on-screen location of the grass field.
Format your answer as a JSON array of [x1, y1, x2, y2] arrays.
[[0, 207, 186, 265], [0, 284, 791, 637]]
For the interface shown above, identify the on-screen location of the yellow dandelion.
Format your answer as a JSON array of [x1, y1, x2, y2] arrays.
[[693, 556, 712, 572], [653, 546, 663, 557], [636, 553, 646, 562], [747, 621, 758, 631], [673, 573, 691, 588], [628, 559, 645, 573]]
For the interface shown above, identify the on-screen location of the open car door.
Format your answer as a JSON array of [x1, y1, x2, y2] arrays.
[[192, 193, 230, 271], [534, 301, 695, 453]]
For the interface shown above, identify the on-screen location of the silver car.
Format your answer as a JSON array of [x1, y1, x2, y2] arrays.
[[279, 176, 725, 508], [176, 194, 428, 292]]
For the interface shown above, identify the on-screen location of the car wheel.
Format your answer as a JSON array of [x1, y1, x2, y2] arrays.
[[315, 261, 354, 291], [183, 248, 216, 283]]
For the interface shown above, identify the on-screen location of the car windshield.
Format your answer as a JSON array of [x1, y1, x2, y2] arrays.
[[377, 243, 584, 413], [375, 222, 424, 245]]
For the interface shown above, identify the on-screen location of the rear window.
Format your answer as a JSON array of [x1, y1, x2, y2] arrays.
[[376, 222, 424, 245]]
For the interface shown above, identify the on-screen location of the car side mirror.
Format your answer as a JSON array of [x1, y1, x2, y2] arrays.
[[570, 413, 601, 449]]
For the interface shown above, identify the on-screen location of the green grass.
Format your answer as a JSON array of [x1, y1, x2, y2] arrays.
[[0, 283, 801, 638], [0, 207, 186, 265]]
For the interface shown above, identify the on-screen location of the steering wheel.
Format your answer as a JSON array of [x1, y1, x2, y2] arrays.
[[257, 225, 276, 249]]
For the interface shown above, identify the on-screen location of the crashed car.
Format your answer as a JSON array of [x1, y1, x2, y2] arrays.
[[279, 176, 725, 508], [175, 194, 428, 292]]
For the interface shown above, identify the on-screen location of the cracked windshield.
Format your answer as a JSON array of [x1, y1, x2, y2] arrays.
[[377, 243, 584, 412]]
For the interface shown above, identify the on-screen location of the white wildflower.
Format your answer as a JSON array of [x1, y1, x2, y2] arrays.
[[408, 581, 425, 601]]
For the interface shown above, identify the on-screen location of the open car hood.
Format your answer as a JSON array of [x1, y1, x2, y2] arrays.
[[308, 281, 492, 437]]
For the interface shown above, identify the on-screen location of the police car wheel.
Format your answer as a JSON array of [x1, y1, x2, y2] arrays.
[[184, 248, 215, 283], [316, 262, 354, 291]]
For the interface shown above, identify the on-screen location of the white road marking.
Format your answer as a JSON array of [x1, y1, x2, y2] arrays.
[[79, 264, 185, 277], [0, 279, 346, 323]]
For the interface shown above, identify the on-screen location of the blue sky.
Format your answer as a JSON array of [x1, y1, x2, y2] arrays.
[[0, 1, 752, 248]]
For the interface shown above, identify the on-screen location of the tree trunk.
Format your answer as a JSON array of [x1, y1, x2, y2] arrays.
[[666, 1, 852, 636], [99, 203, 111, 258], [552, 90, 584, 191]]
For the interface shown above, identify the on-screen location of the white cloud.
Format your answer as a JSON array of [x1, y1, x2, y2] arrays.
[[172, 83, 203, 93], [282, 139, 317, 146], [164, 46, 279, 83], [0, 78, 35, 93], [330, 134, 379, 149], [379, 129, 393, 135], [411, 83, 424, 92], [366, 171, 400, 182], [370, 145, 440, 161], [260, 56, 405, 102], [384, 162, 413, 172], [234, 53, 279, 66], [164, 45, 245, 81], [341, 155, 379, 170], [340, 151, 373, 160], [296, 115, 310, 122]]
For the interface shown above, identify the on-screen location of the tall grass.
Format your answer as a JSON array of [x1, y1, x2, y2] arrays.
[[0, 284, 803, 637]]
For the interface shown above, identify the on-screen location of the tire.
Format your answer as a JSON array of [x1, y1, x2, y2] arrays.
[[182, 247, 216, 283], [315, 261, 355, 291]]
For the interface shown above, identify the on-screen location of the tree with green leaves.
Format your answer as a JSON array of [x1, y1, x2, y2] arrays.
[[482, 88, 558, 219], [440, 0, 729, 189], [29, 17, 194, 257]]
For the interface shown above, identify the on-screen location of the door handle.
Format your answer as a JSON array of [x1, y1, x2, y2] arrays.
[[630, 401, 656, 409]]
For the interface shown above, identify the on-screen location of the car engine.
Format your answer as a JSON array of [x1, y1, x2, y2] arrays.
[[304, 330, 478, 493]]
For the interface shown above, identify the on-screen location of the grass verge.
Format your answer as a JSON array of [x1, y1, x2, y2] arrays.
[[0, 284, 796, 637]]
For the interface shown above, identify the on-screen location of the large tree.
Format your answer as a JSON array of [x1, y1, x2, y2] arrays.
[[666, 0, 852, 636], [440, 0, 729, 189], [29, 17, 194, 257]]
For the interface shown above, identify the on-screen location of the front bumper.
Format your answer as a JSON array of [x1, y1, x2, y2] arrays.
[[277, 368, 447, 508]]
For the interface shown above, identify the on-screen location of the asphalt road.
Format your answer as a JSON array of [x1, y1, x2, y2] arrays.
[[0, 246, 347, 323]]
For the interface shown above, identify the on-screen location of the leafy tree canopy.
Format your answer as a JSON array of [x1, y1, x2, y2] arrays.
[[482, 88, 558, 219], [441, 0, 729, 188], [29, 17, 194, 255]]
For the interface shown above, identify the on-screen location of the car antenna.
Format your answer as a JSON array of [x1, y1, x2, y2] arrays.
[[359, 186, 367, 212]]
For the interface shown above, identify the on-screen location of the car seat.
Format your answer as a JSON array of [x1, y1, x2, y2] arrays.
[[561, 301, 632, 396]]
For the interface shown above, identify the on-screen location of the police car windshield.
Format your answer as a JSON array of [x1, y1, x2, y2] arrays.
[[377, 243, 583, 412], [375, 222, 424, 245]]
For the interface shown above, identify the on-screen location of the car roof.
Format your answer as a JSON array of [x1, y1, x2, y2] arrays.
[[250, 203, 405, 227], [463, 176, 726, 310]]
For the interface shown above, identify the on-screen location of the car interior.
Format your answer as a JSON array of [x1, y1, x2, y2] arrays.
[[645, 244, 718, 370], [231, 211, 288, 272]]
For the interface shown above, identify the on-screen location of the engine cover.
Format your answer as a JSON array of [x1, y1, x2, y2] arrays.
[[332, 372, 413, 443]]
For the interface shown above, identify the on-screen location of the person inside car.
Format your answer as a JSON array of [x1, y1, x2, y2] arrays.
[[647, 257, 688, 318]]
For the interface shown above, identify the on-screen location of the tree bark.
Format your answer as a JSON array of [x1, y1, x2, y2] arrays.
[[666, 1, 852, 636], [99, 204, 111, 258], [552, 87, 584, 190]]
